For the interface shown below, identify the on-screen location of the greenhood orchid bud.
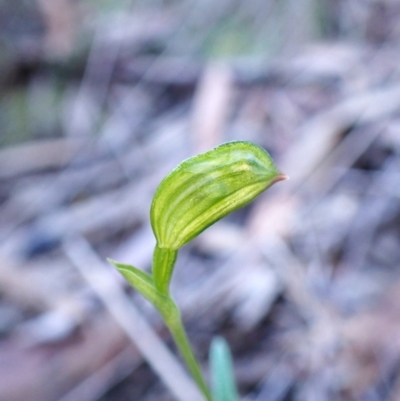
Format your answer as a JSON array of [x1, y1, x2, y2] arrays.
[[150, 141, 286, 251]]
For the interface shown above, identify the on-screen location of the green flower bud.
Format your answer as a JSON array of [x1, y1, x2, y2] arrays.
[[150, 141, 286, 251]]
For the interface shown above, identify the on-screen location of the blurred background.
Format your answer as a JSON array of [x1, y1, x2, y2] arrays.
[[1, 0, 400, 400]]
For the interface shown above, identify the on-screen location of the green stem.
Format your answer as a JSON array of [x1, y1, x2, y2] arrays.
[[152, 245, 178, 295], [158, 298, 213, 401]]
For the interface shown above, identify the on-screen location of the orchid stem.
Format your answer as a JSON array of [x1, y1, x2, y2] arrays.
[[158, 297, 213, 401]]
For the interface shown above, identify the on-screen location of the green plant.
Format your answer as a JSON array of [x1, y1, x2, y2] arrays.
[[109, 141, 286, 401], [210, 336, 239, 401]]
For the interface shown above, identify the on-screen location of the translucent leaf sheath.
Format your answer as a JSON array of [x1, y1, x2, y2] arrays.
[[151, 141, 285, 250]]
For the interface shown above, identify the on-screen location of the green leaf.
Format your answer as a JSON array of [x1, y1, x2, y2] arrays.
[[151, 141, 286, 250], [108, 259, 163, 307], [210, 337, 239, 401]]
